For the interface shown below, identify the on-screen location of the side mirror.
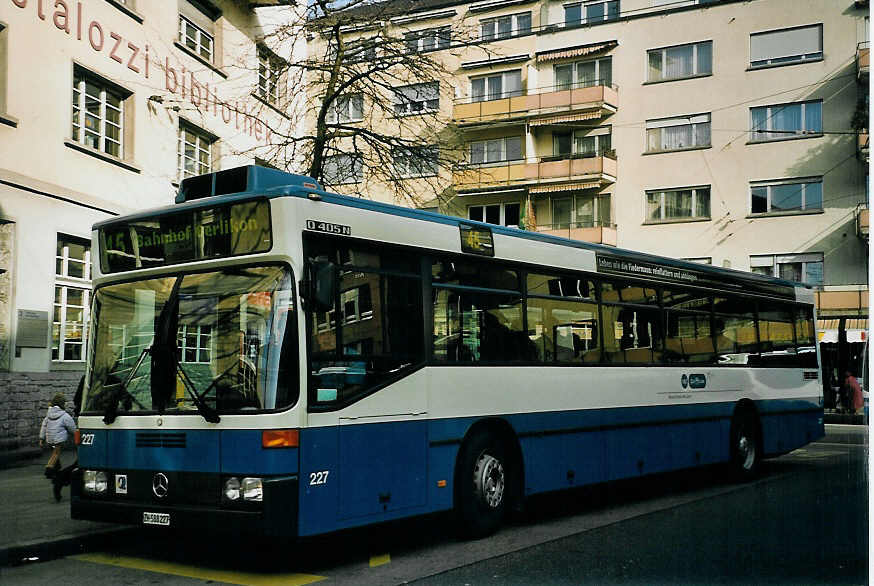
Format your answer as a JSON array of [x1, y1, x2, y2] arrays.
[[303, 260, 336, 312]]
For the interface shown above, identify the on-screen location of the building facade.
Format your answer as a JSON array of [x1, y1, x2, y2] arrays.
[[0, 0, 299, 447], [308, 0, 869, 380]]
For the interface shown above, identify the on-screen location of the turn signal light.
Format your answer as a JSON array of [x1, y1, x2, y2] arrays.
[[262, 429, 299, 448], [74, 430, 81, 445]]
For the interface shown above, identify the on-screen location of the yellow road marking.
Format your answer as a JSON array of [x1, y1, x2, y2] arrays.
[[369, 553, 391, 567], [73, 553, 325, 585]]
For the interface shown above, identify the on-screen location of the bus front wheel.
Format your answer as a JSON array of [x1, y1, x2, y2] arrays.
[[456, 431, 508, 538], [729, 407, 761, 481]]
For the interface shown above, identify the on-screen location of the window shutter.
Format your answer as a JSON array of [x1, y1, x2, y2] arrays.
[[750, 25, 821, 62]]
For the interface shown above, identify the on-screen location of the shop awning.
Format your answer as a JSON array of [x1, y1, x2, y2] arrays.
[[847, 318, 868, 343], [529, 181, 601, 194], [529, 111, 604, 126], [817, 318, 839, 343], [536, 41, 618, 63]]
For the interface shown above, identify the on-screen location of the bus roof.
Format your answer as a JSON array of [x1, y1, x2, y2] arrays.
[[93, 165, 812, 297]]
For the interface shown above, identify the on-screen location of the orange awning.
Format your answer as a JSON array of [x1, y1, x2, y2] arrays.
[[529, 111, 604, 126], [536, 41, 618, 63], [529, 181, 601, 194]]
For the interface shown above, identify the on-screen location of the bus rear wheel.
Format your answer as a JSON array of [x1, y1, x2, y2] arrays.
[[456, 431, 508, 538], [729, 407, 761, 481]]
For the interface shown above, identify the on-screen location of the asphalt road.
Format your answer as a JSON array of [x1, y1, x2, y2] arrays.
[[1, 425, 867, 585]]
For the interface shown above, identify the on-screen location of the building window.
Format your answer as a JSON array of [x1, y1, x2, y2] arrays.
[[326, 94, 364, 124], [393, 82, 439, 116], [71, 68, 127, 158], [469, 202, 521, 228], [555, 56, 612, 90], [53, 235, 91, 362], [750, 177, 823, 214], [258, 46, 285, 105], [470, 136, 523, 164], [471, 70, 522, 102], [179, 14, 214, 62], [405, 27, 450, 52], [647, 41, 712, 82], [323, 153, 363, 184], [750, 253, 823, 286], [178, 121, 214, 180], [646, 113, 711, 152], [480, 12, 531, 41], [553, 126, 612, 157], [550, 193, 611, 229], [565, 0, 620, 27], [750, 24, 822, 68], [393, 145, 439, 177], [750, 100, 822, 142], [177, 324, 212, 363], [646, 186, 711, 222]]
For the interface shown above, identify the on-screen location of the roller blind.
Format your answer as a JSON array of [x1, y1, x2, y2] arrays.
[[750, 25, 822, 62]]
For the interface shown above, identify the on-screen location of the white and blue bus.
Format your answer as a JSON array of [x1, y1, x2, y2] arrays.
[[72, 165, 824, 538]]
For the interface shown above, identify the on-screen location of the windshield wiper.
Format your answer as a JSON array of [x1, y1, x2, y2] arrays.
[[174, 357, 221, 424], [102, 346, 151, 424]]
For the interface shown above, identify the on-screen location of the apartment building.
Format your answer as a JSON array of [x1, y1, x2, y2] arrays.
[[0, 0, 299, 444], [308, 0, 869, 370]]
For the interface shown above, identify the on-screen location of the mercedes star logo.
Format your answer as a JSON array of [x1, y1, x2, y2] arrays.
[[152, 472, 169, 498]]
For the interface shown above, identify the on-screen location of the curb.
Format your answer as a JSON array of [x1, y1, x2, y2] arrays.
[[0, 527, 137, 567]]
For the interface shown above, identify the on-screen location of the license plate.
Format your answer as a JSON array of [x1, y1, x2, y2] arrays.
[[143, 512, 170, 526]]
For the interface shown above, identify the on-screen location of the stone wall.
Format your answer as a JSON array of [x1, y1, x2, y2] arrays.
[[0, 372, 82, 448]]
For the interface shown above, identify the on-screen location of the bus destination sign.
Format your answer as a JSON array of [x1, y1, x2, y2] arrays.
[[99, 200, 271, 273]]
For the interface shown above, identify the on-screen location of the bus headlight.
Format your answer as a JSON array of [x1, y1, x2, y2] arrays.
[[241, 477, 263, 502], [224, 477, 241, 501], [84, 470, 108, 495]]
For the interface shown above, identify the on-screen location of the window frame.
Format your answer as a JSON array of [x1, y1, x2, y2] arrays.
[[554, 56, 613, 90], [549, 193, 612, 230], [179, 14, 214, 63], [480, 11, 532, 41], [392, 81, 440, 117], [468, 202, 522, 228], [71, 67, 129, 159], [257, 45, 286, 106], [645, 186, 711, 223], [749, 100, 822, 143], [177, 120, 216, 181], [53, 234, 92, 363], [404, 26, 451, 53], [749, 253, 824, 286], [564, 0, 620, 27], [645, 113, 711, 153], [749, 177, 824, 215], [393, 145, 439, 178], [323, 153, 364, 185], [470, 70, 522, 103], [646, 40, 713, 83], [469, 136, 523, 165], [749, 23, 823, 69]]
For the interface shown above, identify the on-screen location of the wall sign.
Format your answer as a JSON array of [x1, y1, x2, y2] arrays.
[[16, 310, 48, 348]]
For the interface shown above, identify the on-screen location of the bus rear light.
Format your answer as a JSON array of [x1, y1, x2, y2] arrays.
[[262, 429, 299, 448]]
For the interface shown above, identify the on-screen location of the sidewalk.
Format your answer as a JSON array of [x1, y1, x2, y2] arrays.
[[0, 455, 131, 567]]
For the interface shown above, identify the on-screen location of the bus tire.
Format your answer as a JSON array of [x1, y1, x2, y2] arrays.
[[455, 431, 508, 538], [729, 406, 761, 481]]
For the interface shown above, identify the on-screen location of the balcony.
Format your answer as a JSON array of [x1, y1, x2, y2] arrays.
[[453, 153, 617, 193], [452, 84, 618, 127], [815, 289, 868, 316], [857, 42, 869, 82], [857, 205, 868, 239], [535, 223, 617, 246]]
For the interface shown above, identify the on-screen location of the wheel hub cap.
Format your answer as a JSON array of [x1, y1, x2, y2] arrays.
[[474, 454, 505, 509]]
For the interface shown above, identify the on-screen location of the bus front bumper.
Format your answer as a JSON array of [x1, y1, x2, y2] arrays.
[[71, 470, 299, 538]]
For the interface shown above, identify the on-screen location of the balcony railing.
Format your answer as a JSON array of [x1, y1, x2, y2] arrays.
[[857, 42, 869, 80], [453, 152, 617, 191], [535, 223, 617, 246], [452, 83, 619, 126]]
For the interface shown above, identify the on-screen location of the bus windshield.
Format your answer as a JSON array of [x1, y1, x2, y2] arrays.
[[84, 265, 297, 417]]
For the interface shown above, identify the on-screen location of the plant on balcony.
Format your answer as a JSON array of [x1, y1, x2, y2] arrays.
[[851, 97, 868, 133]]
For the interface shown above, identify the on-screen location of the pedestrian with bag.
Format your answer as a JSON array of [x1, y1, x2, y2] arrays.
[[38, 391, 77, 502]]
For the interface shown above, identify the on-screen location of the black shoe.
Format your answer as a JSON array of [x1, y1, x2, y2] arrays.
[[53, 479, 62, 502]]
